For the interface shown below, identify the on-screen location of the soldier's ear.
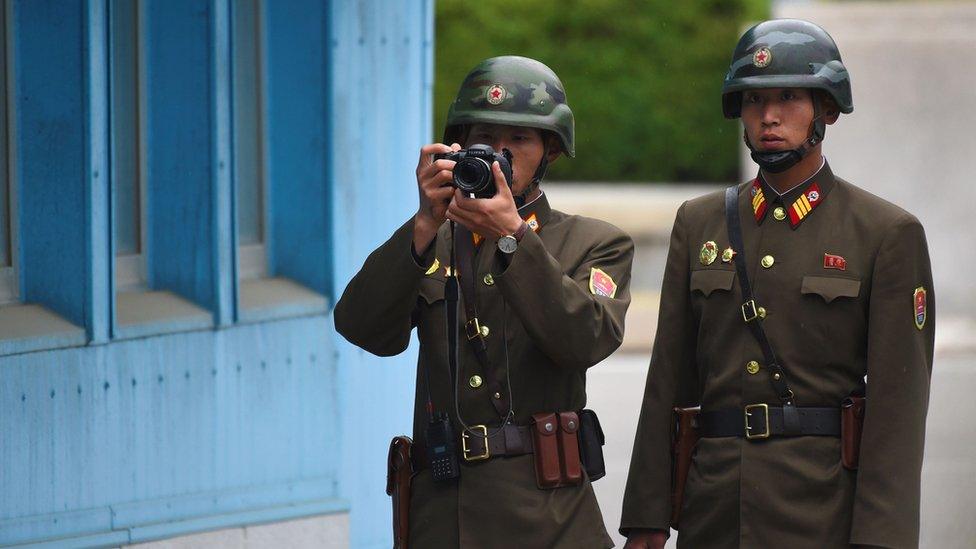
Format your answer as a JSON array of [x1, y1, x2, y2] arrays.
[[820, 92, 840, 125], [545, 132, 562, 163]]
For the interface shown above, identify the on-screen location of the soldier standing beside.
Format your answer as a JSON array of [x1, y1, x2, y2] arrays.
[[621, 19, 934, 549], [335, 56, 633, 548]]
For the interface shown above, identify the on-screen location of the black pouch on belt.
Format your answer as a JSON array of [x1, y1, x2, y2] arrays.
[[578, 409, 607, 481]]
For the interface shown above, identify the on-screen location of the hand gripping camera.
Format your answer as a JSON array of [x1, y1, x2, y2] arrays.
[[435, 144, 514, 199]]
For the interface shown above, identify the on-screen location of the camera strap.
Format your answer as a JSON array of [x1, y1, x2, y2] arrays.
[[725, 185, 801, 434], [453, 224, 511, 418]]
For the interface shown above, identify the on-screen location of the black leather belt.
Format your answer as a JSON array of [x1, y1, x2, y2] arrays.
[[701, 405, 841, 440], [413, 424, 533, 471]]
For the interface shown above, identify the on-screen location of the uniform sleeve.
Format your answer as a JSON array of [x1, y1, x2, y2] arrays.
[[620, 203, 699, 534], [492, 221, 634, 370], [850, 216, 934, 549], [333, 218, 431, 356]]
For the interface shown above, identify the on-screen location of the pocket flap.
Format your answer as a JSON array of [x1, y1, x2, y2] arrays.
[[532, 412, 558, 437], [417, 277, 446, 305], [559, 412, 579, 434], [801, 275, 861, 303], [690, 269, 735, 297]]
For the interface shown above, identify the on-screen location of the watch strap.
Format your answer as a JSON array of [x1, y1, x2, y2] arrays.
[[513, 221, 529, 242]]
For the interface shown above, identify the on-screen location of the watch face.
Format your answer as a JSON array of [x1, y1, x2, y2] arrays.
[[498, 235, 518, 254]]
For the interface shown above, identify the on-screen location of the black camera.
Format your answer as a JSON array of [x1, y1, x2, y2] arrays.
[[434, 144, 514, 199]]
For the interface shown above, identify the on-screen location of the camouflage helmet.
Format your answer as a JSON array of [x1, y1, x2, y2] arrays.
[[722, 19, 853, 118], [443, 56, 575, 157]]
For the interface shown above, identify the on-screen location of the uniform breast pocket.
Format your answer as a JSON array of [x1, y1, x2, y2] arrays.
[[417, 277, 447, 306], [800, 275, 861, 303], [799, 275, 866, 354], [690, 269, 735, 297]]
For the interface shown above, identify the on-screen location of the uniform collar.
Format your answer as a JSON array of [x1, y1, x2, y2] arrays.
[[750, 161, 836, 229], [517, 190, 551, 233]]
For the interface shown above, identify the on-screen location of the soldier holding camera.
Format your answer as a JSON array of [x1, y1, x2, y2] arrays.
[[335, 56, 633, 548]]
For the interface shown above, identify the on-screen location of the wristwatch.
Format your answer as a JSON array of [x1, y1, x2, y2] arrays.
[[497, 222, 529, 254]]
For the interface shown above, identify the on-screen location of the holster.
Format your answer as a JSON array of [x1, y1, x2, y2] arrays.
[[531, 411, 584, 489], [841, 396, 866, 470], [386, 436, 413, 549], [578, 409, 607, 481], [670, 407, 700, 528]]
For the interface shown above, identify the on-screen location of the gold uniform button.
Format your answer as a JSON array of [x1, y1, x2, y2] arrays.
[[480, 325, 490, 337], [757, 306, 767, 319], [468, 375, 483, 388], [746, 361, 761, 375], [761, 255, 775, 268], [483, 273, 494, 286], [773, 206, 787, 221]]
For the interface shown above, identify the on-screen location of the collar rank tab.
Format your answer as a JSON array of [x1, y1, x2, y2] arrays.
[[751, 179, 768, 223], [788, 182, 823, 228]]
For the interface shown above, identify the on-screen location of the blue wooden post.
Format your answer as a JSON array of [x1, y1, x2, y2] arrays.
[[329, 1, 434, 546]]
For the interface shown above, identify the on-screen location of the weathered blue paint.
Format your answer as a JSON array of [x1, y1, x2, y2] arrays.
[[263, 0, 331, 298], [141, 0, 215, 310], [0, 317, 341, 545], [0, 0, 432, 546], [330, 1, 433, 547], [9, 0, 90, 328]]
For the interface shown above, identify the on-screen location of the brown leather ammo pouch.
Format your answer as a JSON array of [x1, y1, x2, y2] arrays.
[[531, 411, 584, 489], [670, 407, 700, 528], [841, 396, 866, 470], [386, 436, 413, 549]]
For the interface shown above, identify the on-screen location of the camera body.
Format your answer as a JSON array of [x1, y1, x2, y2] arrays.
[[434, 144, 514, 199]]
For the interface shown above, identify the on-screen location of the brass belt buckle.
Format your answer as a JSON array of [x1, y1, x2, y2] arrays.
[[465, 318, 482, 340], [461, 425, 490, 461], [741, 299, 759, 323], [744, 403, 770, 440]]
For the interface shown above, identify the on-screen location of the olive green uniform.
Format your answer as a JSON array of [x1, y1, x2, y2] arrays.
[[336, 194, 633, 548], [620, 162, 934, 548]]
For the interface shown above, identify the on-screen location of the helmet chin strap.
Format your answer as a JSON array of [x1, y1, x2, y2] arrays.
[[513, 141, 550, 208], [745, 98, 826, 174]]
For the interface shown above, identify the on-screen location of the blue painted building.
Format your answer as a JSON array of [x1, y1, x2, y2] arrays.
[[0, 1, 429, 547]]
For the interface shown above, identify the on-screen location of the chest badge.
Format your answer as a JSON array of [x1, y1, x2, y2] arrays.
[[721, 247, 736, 263], [823, 253, 847, 271], [589, 268, 618, 298], [700, 241, 718, 266], [913, 287, 927, 330]]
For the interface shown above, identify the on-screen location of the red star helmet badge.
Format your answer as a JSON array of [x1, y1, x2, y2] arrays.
[[753, 47, 772, 68], [486, 84, 507, 105]]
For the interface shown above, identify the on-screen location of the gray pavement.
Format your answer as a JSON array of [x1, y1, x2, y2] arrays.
[[587, 350, 976, 548]]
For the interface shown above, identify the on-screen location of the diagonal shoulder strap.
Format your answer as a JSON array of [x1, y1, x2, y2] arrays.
[[725, 186, 801, 433], [452, 225, 511, 418]]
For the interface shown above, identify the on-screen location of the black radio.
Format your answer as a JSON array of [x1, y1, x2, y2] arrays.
[[426, 413, 460, 482]]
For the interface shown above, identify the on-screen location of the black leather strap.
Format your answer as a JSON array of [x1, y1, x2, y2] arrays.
[[701, 406, 841, 439], [725, 186, 800, 434], [453, 225, 509, 417]]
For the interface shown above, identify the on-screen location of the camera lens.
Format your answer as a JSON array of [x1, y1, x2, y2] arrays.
[[453, 157, 491, 194]]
